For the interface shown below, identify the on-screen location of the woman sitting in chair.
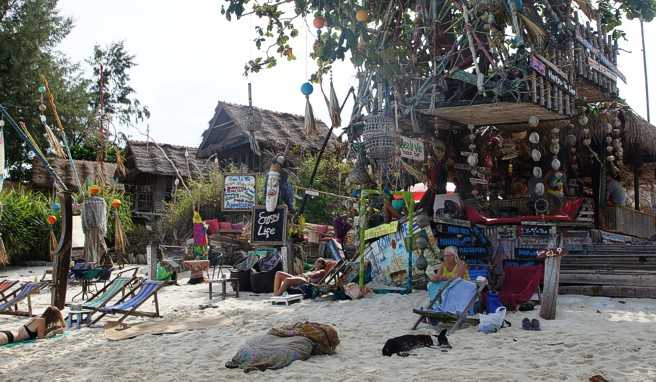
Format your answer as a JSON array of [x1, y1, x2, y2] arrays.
[[273, 258, 336, 296], [430, 246, 469, 282], [0, 306, 65, 345]]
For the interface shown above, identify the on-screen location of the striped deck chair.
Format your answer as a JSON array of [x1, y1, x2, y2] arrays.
[[90, 280, 168, 325], [67, 267, 140, 311], [0, 282, 42, 317], [0, 280, 19, 302]]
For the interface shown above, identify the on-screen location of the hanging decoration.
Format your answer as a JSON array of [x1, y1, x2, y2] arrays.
[[192, 210, 208, 259], [82, 185, 108, 264], [302, 82, 317, 135], [37, 85, 66, 159], [0, 203, 6, 266], [0, 119, 4, 194], [613, 114, 624, 166], [111, 198, 128, 266], [47, 214, 58, 260], [528, 117, 545, 200]]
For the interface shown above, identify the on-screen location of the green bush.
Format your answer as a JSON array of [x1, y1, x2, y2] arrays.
[[0, 187, 51, 264]]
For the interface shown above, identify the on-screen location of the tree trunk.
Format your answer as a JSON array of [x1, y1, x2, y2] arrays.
[[540, 256, 561, 320], [51, 192, 73, 309]]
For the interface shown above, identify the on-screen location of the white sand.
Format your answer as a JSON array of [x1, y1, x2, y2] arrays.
[[1, 265, 655, 382]]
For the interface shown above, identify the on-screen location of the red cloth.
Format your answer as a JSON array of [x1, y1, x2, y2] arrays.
[[465, 198, 584, 225], [500, 264, 544, 309], [205, 219, 219, 235]]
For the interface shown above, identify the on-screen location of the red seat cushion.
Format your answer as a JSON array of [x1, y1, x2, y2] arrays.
[[499, 264, 544, 309]]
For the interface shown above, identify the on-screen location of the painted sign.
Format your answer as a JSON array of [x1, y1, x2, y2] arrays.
[[364, 220, 399, 241], [365, 221, 436, 286], [399, 136, 425, 161], [530, 55, 576, 97], [587, 56, 617, 81], [251, 206, 287, 245], [223, 174, 256, 211]]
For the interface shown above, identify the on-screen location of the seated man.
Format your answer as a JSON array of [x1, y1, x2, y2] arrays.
[[0, 306, 65, 345], [273, 258, 336, 296]]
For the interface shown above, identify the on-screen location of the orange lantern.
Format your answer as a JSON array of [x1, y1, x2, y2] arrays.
[[313, 16, 325, 29], [111, 199, 122, 209], [89, 184, 101, 195], [356, 9, 369, 23], [47, 215, 57, 225]]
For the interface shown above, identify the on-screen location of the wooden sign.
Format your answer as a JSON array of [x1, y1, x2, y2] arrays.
[[497, 226, 516, 240], [530, 55, 576, 96], [587, 56, 617, 81], [251, 206, 287, 245], [575, 32, 626, 83], [223, 174, 257, 211], [520, 224, 553, 236], [399, 136, 425, 161], [364, 221, 399, 241]]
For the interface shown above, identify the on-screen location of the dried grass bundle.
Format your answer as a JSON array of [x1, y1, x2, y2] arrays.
[[114, 209, 128, 255], [0, 234, 8, 267]]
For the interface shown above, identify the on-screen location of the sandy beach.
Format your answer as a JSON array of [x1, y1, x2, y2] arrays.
[[1, 265, 655, 382]]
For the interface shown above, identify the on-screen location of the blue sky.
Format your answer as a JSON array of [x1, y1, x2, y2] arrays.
[[57, 0, 655, 147]]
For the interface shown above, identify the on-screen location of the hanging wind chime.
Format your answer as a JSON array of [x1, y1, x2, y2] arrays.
[[47, 213, 58, 260]]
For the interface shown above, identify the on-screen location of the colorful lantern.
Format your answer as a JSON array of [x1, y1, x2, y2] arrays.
[[356, 9, 369, 22], [111, 199, 122, 209], [47, 215, 57, 225], [89, 184, 101, 195], [51, 202, 61, 213], [301, 82, 314, 96]]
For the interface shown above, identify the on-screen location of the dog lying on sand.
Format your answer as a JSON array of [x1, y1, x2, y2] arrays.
[[382, 329, 451, 356]]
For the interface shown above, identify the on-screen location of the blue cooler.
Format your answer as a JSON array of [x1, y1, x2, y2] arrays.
[[487, 291, 503, 314]]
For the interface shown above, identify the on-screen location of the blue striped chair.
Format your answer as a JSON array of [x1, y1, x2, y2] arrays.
[[90, 280, 168, 325], [0, 282, 43, 317]]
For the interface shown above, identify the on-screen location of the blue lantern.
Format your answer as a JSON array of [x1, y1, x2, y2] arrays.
[[301, 82, 314, 96], [51, 202, 61, 213]]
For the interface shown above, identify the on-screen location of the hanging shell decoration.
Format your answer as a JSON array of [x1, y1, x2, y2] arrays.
[[550, 143, 560, 155], [533, 166, 543, 178], [528, 115, 540, 128], [551, 158, 561, 171], [583, 138, 592, 146], [531, 149, 542, 162], [467, 153, 478, 167], [567, 134, 577, 146], [535, 182, 545, 196], [529, 132, 540, 144], [578, 114, 589, 126]]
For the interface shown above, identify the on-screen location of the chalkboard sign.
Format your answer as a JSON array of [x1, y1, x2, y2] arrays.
[[251, 206, 287, 245]]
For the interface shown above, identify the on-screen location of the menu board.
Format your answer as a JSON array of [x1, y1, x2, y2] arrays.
[[251, 206, 287, 245], [223, 174, 256, 211]]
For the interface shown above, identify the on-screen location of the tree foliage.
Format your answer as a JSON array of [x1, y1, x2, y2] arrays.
[[0, 1, 148, 179]]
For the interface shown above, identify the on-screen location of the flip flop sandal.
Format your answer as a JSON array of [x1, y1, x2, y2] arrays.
[[522, 318, 532, 330], [531, 319, 541, 331]]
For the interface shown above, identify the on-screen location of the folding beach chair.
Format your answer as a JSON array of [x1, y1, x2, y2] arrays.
[[500, 264, 544, 310], [68, 267, 141, 311], [412, 278, 485, 333], [90, 280, 168, 325], [0, 279, 19, 302], [0, 282, 43, 317]]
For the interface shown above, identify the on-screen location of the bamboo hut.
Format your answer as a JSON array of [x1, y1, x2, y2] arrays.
[[119, 140, 213, 217], [198, 101, 336, 171]]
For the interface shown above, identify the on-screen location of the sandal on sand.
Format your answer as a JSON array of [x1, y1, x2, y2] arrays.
[[531, 319, 541, 331], [522, 318, 532, 330]]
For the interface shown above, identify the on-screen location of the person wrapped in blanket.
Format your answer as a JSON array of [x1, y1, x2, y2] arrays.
[[0, 306, 65, 345], [272, 258, 336, 296]]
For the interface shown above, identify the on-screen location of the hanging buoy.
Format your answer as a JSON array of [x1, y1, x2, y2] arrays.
[[301, 82, 314, 96], [47, 215, 57, 225], [356, 9, 369, 22], [51, 202, 61, 213], [313, 16, 326, 29]]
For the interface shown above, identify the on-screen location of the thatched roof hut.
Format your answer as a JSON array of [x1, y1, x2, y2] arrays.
[[31, 158, 120, 191], [121, 140, 211, 182], [198, 101, 336, 170]]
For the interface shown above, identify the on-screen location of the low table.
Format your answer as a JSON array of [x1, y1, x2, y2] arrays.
[[208, 278, 239, 300], [67, 309, 94, 329]]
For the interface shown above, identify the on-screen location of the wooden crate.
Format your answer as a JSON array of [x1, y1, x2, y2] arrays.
[[600, 206, 656, 239]]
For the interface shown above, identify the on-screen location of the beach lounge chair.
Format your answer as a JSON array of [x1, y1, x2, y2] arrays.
[[0, 279, 19, 302], [0, 282, 43, 317], [68, 267, 141, 312], [90, 280, 168, 325], [500, 264, 544, 310], [412, 278, 485, 333]]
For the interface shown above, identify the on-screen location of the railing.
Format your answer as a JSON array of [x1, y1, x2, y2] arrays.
[[600, 206, 656, 239], [572, 14, 622, 101], [527, 53, 576, 117]]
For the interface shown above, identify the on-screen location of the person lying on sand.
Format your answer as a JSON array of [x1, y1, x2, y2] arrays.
[[0, 306, 65, 345], [273, 258, 336, 296]]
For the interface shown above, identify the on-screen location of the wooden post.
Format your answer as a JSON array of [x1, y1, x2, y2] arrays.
[[634, 164, 641, 211], [540, 255, 562, 320], [146, 244, 157, 280], [51, 192, 72, 309]]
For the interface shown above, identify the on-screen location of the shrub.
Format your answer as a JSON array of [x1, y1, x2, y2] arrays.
[[0, 187, 51, 264]]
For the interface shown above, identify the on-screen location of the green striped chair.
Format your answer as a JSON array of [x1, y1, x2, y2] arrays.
[[82, 276, 138, 311]]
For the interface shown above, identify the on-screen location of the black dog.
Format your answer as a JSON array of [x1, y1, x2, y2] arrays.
[[382, 329, 451, 356]]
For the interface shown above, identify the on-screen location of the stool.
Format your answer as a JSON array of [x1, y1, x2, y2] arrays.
[[208, 278, 240, 300], [67, 309, 94, 329]]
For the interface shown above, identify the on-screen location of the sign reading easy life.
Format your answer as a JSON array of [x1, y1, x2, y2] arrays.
[[399, 136, 425, 161]]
